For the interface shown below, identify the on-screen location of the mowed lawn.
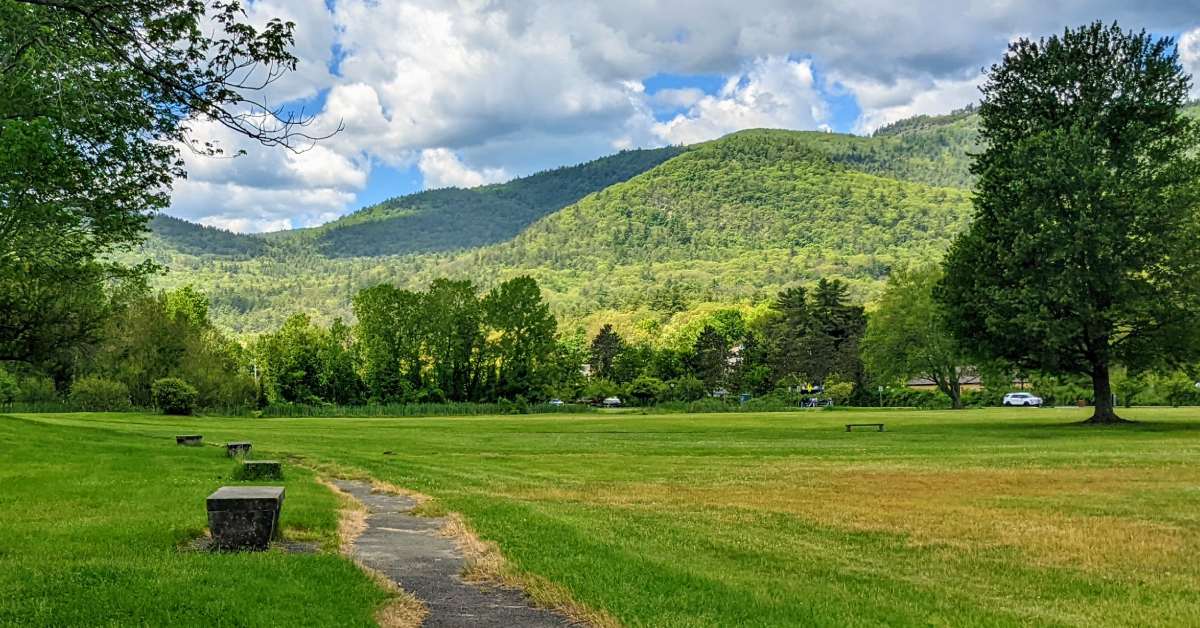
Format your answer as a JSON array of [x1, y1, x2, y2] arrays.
[[6, 408, 1200, 627], [0, 416, 389, 627]]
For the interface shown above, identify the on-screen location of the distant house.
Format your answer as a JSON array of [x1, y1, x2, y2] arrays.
[[906, 372, 982, 392], [905, 370, 1031, 392]]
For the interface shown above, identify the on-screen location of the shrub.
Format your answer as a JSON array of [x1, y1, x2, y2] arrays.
[[823, 376, 855, 405], [18, 375, 58, 403], [628, 375, 666, 405], [69, 377, 130, 411], [582, 378, 622, 403], [0, 369, 18, 405], [665, 375, 707, 402], [151, 378, 199, 415]]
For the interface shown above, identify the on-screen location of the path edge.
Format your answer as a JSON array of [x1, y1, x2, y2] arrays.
[[321, 472, 621, 628], [319, 478, 429, 628]]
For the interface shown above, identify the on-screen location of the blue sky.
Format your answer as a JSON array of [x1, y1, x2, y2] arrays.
[[169, 1, 1200, 233]]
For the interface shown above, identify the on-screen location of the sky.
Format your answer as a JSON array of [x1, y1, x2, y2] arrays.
[[170, 1, 1200, 233]]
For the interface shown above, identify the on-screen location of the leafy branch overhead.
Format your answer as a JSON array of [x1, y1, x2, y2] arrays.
[[0, 0, 329, 369]]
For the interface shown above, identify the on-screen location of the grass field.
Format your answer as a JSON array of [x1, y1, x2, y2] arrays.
[[3, 408, 1199, 626]]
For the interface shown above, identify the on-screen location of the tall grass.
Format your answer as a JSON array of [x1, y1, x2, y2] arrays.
[[249, 401, 594, 418]]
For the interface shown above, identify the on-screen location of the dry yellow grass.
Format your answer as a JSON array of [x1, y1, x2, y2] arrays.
[[512, 463, 1200, 579]]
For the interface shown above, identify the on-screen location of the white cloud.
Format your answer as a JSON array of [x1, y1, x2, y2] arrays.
[[841, 73, 983, 134], [164, 1, 1200, 231], [198, 215, 293, 234], [650, 88, 706, 109], [1182, 27, 1200, 100], [650, 57, 828, 145], [418, 149, 509, 190]]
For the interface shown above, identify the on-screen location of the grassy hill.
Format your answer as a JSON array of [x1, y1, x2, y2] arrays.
[[136, 108, 984, 337]]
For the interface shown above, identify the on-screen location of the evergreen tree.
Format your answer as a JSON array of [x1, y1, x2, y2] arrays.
[[690, 325, 730, 392], [589, 324, 625, 380]]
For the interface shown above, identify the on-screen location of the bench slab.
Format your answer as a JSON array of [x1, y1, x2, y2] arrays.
[[845, 423, 885, 432], [226, 442, 252, 458], [206, 486, 284, 551], [176, 435, 203, 446]]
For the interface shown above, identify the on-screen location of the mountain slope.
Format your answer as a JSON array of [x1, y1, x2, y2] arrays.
[[278, 146, 686, 257], [145, 214, 266, 258], [476, 128, 970, 270], [139, 109, 982, 336]]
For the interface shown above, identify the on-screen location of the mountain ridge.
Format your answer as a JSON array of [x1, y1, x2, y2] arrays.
[[138, 104, 1200, 340]]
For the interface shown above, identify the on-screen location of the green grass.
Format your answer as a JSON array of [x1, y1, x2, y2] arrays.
[[0, 416, 389, 627], [5, 408, 1200, 627]]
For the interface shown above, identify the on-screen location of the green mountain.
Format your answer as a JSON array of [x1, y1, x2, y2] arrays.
[[301, 146, 686, 257], [136, 108, 984, 338], [143, 146, 685, 262]]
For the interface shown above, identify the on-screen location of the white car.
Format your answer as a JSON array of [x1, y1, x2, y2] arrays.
[[1003, 392, 1042, 407], [548, 399, 565, 406], [602, 396, 622, 407]]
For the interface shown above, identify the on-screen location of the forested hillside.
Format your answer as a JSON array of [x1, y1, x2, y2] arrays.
[[298, 146, 686, 257], [136, 107, 989, 338]]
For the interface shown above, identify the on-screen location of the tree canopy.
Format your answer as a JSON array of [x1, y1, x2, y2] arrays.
[[0, 0, 311, 370], [938, 22, 1200, 423], [864, 266, 966, 408]]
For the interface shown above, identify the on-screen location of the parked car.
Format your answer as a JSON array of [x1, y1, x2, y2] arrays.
[[1003, 392, 1043, 407], [602, 396, 622, 408], [548, 399, 564, 406]]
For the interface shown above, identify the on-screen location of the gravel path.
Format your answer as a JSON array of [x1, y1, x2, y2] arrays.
[[333, 480, 578, 628]]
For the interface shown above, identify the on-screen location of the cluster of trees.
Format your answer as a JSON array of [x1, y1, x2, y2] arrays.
[[0, 283, 256, 413], [577, 279, 866, 405], [1, 1, 313, 398], [253, 276, 567, 405]]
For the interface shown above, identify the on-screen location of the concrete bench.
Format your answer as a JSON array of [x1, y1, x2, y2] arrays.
[[845, 423, 885, 432], [176, 434, 203, 446], [239, 460, 283, 480], [206, 486, 285, 551], [226, 442, 252, 458]]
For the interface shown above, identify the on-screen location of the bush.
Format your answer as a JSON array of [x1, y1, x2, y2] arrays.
[[628, 375, 666, 405], [823, 376, 855, 405], [18, 375, 58, 403], [151, 378, 199, 415], [664, 375, 707, 402], [69, 377, 130, 411], [0, 369, 18, 405]]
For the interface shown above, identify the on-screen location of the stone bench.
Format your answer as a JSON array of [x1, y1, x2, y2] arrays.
[[845, 423, 885, 432], [226, 442, 252, 458], [206, 486, 285, 551], [239, 460, 283, 480], [176, 434, 203, 446]]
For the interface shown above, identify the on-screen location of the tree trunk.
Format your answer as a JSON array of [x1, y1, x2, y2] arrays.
[[949, 378, 963, 409], [1084, 359, 1126, 424]]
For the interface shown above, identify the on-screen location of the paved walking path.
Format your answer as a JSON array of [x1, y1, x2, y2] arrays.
[[333, 480, 578, 628]]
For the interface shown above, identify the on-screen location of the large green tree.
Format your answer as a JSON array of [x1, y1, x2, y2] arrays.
[[864, 266, 966, 408], [689, 325, 731, 392], [424, 279, 487, 402], [483, 276, 557, 399], [939, 23, 1200, 423], [0, 1, 313, 367], [353, 284, 425, 402]]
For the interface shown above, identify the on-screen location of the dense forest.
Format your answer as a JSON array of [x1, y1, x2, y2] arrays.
[[127, 103, 1198, 345], [130, 108, 990, 337]]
